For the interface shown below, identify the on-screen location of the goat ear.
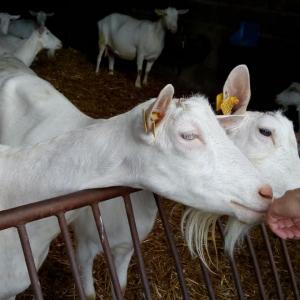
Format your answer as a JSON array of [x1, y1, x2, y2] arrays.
[[217, 115, 245, 131], [178, 9, 189, 14], [144, 84, 174, 133], [11, 15, 20, 20], [29, 10, 37, 16], [223, 65, 251, 115], [155, 9, 166, 16], [47, 12, 55, 17]]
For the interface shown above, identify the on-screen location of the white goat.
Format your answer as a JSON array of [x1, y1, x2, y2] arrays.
[[76, 66, 300, 298], [182, 66, 300, 264], [0, 13, 20, 34], [1, 59, 296, 298], [0, 26, 62, 66], [8, 11, 54, 39], [95, 7, 188, 88], [0, 57, 271, 299], [30, 10, 54, 26]]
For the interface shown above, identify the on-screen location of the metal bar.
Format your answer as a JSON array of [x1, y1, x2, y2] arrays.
[[154, 195, 190, 300], [17, 224, 44, 300], [260, 224, 283, 299], [280, 239, 300, 299], [246, 235, 266, 299], [217, 220, 244, 300], [0, 185, 297, 300], [123, 194, 152, 300], [199, 259, 216, 300], [90, 202, 124, 300], [56, 212, 86, 300], [0, 187, 139, 231]]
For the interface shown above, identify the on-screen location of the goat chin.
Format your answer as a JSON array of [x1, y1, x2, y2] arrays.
[[181, 208, 219, 269], [181, 209, 252, 269], [224, 217, 252, 257]]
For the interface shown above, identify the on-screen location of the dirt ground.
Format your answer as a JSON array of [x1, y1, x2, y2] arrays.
[[15, 48, 300, 300]]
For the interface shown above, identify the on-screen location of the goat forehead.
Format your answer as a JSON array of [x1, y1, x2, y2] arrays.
[[176, 96, 214, 117], [246, 111, 290, 129], [258, 112, 282, 126], [166, 97, 214, 125], [166, 7, 178, 16], [170, 99, 227, 138], [38, 12, 46, 17], [264, 112, 294, 133]]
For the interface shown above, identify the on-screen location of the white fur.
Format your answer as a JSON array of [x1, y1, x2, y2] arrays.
[[182, 111, 300, 260], [181, 208, 219, 269], [95, 7, 188, 87], [224, 111, 300, 255], [0, 27, 62, 66], [0, 57, 270, 299], [0, 13, 20, 34], [182, 66, 300, 264]]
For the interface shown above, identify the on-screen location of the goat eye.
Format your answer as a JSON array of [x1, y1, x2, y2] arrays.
[[181, 133, 198, 140], [259, 128, 272, 137]]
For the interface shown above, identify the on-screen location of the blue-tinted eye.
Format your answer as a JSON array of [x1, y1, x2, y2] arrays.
[[259, 128, 272, 137], [181, 133, 197, 140]]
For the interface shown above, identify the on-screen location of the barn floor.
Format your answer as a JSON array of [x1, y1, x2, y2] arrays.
[[15, 48, 300, 300]]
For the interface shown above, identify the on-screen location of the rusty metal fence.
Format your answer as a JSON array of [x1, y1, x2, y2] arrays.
[[0, 186, 298, 300]]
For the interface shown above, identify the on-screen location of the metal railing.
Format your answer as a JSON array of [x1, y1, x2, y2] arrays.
[[0, 186, 298, 299]]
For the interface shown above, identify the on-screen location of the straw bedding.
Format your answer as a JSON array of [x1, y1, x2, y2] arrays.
[[15, 48, 300, 299]]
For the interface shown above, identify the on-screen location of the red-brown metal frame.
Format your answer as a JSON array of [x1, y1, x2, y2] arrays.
[[0, 186, 298, 299]]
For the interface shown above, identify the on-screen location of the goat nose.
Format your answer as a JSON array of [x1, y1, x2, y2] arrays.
[[258, 184, 273, 202]]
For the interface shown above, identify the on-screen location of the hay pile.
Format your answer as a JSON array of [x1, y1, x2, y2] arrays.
[[16, 49, 300, 299]]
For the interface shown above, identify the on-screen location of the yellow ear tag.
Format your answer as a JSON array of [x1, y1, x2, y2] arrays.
[[151, 112, 160, 122], [216, 93, 239, 115], [143, 110, 160, 138], [216, 93, 224, 112], [150, 112, 160, 138]]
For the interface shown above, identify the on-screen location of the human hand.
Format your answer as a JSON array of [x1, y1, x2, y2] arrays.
[[266, 189, 300, 239]]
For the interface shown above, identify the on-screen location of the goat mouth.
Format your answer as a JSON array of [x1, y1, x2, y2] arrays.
[[230, 200, 267, 215]]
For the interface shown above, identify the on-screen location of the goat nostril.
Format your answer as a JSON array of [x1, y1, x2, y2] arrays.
[[259, 184, 273, 201]]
